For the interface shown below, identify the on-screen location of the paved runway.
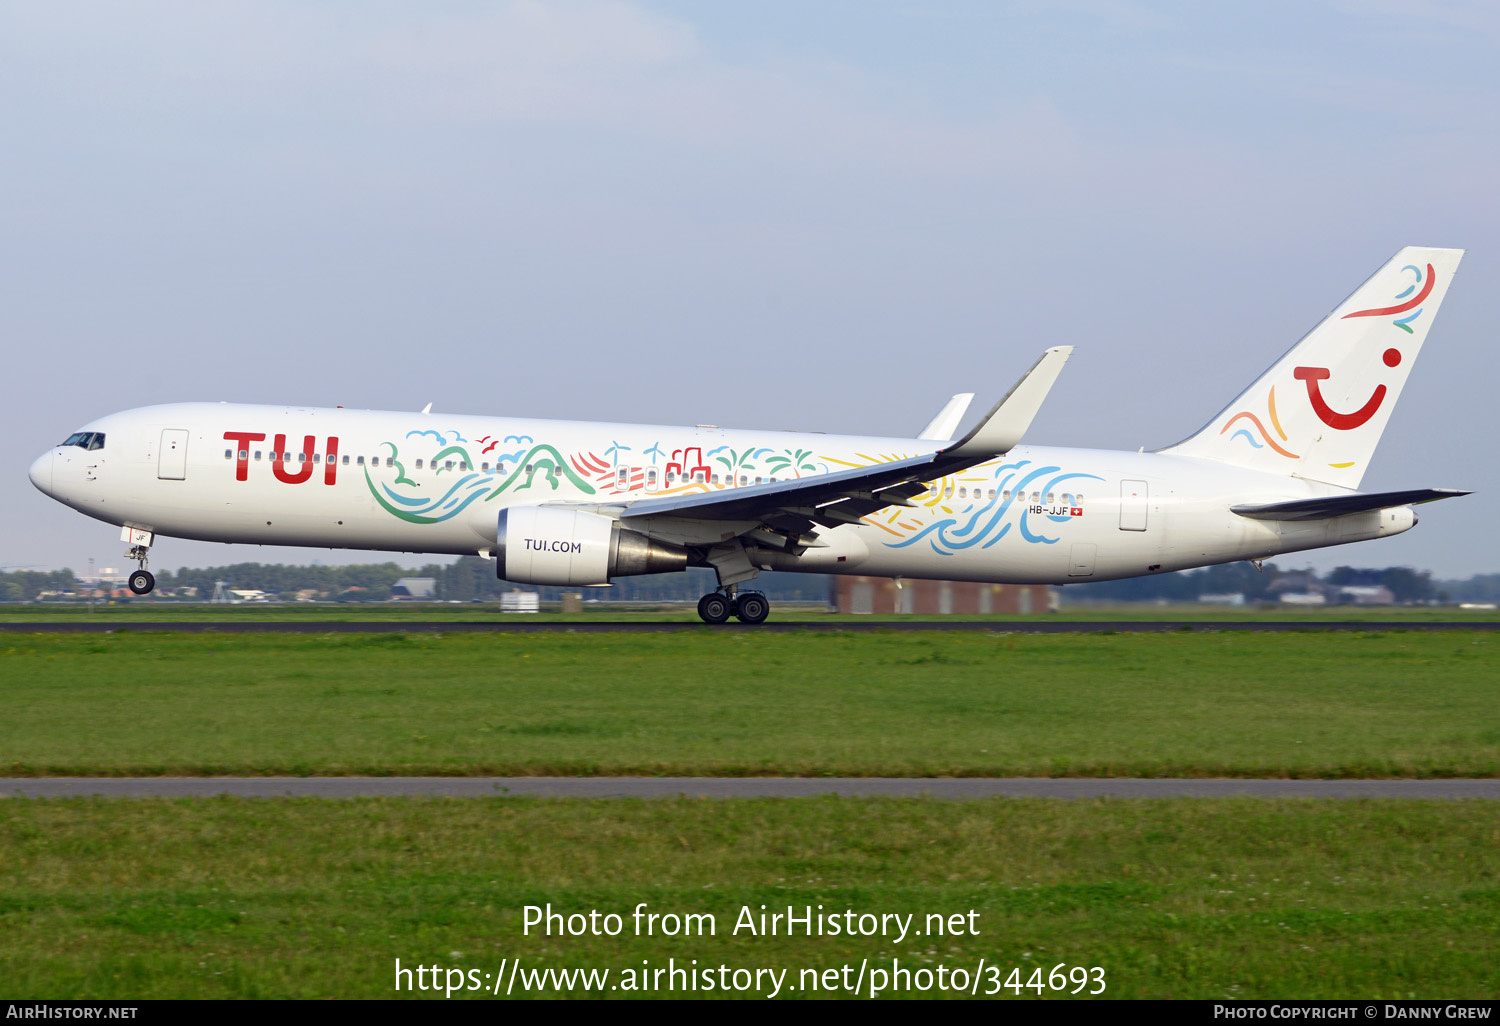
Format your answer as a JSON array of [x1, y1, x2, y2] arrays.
[[5, 777, 1499, 798], [2, 619, 1497, 634]]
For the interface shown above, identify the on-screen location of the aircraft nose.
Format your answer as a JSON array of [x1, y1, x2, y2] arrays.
[[28, 450, 54, 496]]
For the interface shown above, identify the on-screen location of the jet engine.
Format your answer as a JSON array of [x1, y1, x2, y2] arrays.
[[496, 507, 689, 585]]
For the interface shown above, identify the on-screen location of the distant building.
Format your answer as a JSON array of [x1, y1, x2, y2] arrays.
[[1336, 585, 1395, 605], [1278, 592, 1327, 605], [1197, 593, 1246, 606], [391, 577, 436, 600], [830, 576, 1050, 615], [501, 590, 540, 613]]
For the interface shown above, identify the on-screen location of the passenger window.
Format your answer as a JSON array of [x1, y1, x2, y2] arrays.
[[740, 475, 748, 487], [1075, 494, 1085, 505], [385, 458, 393, 467], [445, 461, 454, 471], [647, 469, 658, 483], [224, 449, 232, 459], [254, 451, 262, 460], [958, 486, 967, 498], [342, 455, 350, 465], [988, 489, 996, 500], [481, 462, 489, 471], [312, 454, 320, 463], [239, 450, 248, 460], [357, 456, 364, 466], [416, 459, 423, 469]]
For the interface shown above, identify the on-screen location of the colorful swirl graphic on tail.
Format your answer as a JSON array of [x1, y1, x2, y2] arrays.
[[1220, 386, 1299, 458], [1342, 262, 1433, 334]]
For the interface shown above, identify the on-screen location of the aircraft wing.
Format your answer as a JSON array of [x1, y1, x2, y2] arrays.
[[1230, 488, 1471, 522], [606, 347, 1072, 538]]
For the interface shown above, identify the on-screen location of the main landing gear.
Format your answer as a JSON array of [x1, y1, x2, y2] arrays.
[[696, 588, 770, 625]]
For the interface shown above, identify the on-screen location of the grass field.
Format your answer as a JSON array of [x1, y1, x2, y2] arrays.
[[1, 631, 1496, 777], [5, 627, 1498, 1002], [2, 796, 1497, 999]]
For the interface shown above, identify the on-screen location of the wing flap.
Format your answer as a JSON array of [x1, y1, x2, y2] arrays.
[[1231, 488, 1470, 521]]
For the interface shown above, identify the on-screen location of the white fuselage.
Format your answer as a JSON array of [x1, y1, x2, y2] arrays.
[[29, 402, 1415, 584]]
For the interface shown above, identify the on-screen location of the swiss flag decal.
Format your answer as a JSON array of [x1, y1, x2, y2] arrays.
[[1070, 507, 1083, 517]]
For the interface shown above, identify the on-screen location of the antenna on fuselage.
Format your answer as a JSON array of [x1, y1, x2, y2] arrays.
[[421, 403, 433, 414]]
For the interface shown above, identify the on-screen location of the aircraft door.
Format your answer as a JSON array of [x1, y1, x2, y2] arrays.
[[1120, 480, 1148, 531], [158, 429, 189, 480], [1068, 543, 1097, 577]]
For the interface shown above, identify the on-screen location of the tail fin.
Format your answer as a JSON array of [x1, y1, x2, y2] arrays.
[[1163, 246, 1463, 488]]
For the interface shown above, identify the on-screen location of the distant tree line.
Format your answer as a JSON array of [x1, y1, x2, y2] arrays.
[[96, 559, 832, 603], [0, 568, 78, 602], [1064, 562, 1459, 605], [7, 559, 1497, 605]]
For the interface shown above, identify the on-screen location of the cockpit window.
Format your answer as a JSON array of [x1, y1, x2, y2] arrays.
[[61, 432, 105, 450]]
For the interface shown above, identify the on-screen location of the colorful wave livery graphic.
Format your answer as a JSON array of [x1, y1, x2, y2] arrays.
[[884, 460, 1102, 555], [365, 438, 595, 525]]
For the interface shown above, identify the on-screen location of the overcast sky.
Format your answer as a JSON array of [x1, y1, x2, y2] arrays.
[[2, 1, 1495, 578]]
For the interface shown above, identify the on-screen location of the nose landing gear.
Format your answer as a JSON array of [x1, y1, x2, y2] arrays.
[[124, 534, 155, 595], [695, 587, 771, 625]]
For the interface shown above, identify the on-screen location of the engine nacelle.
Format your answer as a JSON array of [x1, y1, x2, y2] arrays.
[[496, 507, 689, 585]]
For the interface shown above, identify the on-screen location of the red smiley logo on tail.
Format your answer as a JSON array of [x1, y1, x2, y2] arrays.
[[1292, 367, 1387, 430]]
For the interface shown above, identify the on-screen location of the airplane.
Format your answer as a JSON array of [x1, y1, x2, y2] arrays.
[[29, 246, 1470, 624]]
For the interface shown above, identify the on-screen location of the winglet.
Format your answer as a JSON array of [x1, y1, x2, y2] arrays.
[[917, 393, 975, 441], [942, 347, 1072, 459]]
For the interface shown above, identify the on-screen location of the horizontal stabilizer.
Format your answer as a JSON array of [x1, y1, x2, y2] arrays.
[[942, 347, 1071, 460], [1231, 488, 1470, 522]]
